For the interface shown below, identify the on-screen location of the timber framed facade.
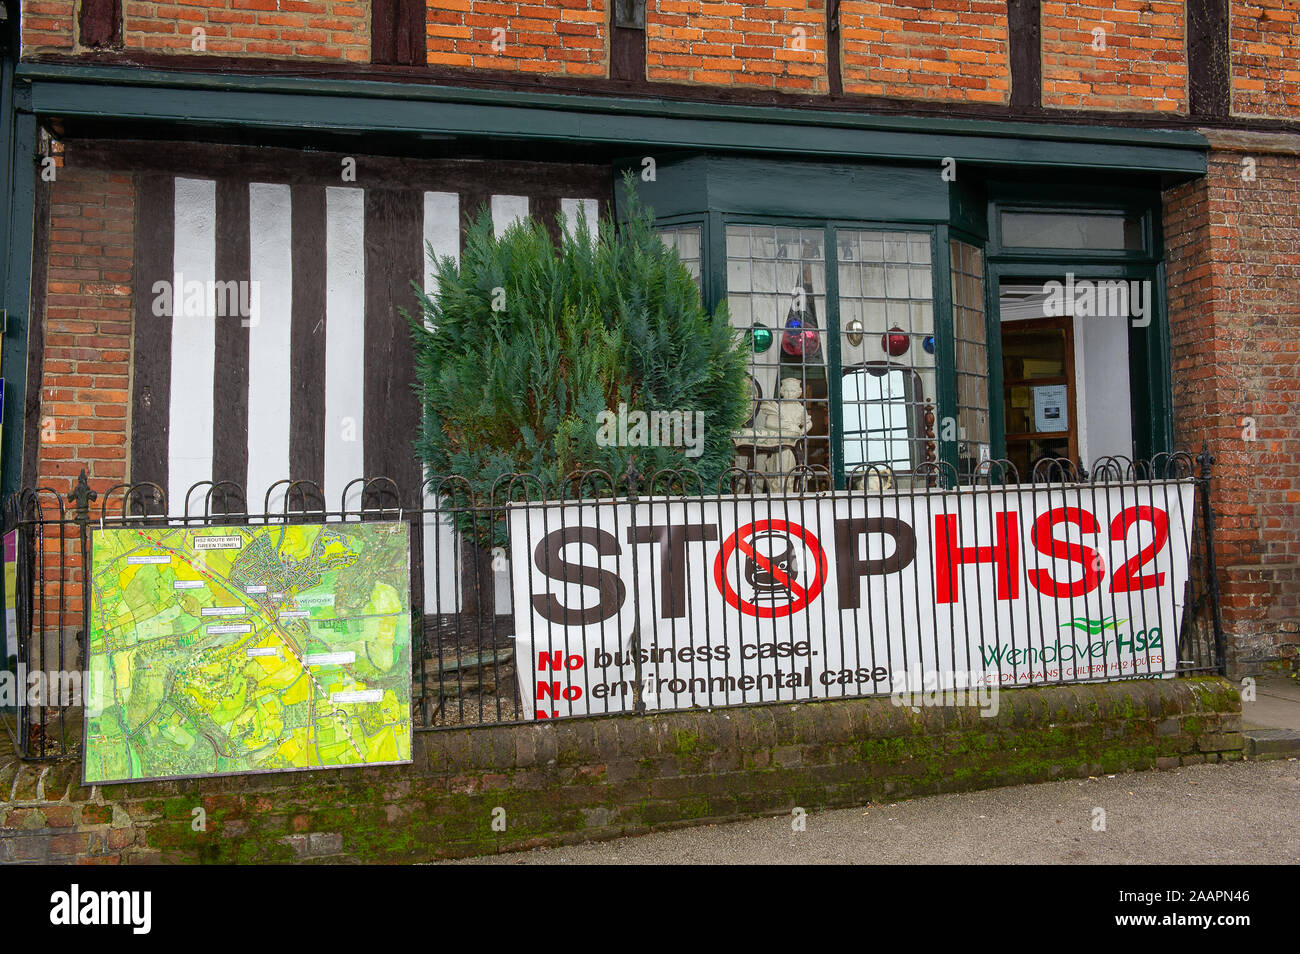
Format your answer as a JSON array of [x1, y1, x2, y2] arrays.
[[1, 0, 1296, 680]]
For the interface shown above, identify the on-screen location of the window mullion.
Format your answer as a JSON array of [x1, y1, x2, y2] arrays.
[[825, 224, 846, 490], [933, 225, 959, 486]]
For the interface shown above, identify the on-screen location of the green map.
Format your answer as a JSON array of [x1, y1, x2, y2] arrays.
[[83, 522, 411, 783]]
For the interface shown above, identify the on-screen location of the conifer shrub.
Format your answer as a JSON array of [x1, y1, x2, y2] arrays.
[[410, 182, 749, 541]]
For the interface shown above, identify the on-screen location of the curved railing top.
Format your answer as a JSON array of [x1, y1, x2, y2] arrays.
[[0, 447, 1214, 529]]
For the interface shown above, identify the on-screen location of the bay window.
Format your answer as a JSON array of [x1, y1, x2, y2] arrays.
[[639, 157, 1171, 489], [641, 155, 995, 491]]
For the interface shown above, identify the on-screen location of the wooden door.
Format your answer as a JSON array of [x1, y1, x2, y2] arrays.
[[1000, 315, 1078, 479]]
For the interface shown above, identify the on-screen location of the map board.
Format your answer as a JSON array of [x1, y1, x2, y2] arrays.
[[83, 522, 412, 784], [3, 530, 15, 665]]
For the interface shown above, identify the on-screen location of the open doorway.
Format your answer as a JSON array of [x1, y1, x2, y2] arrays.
[[997, 281, 1135, 477]]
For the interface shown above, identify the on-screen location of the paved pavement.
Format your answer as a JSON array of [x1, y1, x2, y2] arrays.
[[1242, 673, 1300, 731], [454, 759, 1300, 864], [1240, 673, 1300, 759]]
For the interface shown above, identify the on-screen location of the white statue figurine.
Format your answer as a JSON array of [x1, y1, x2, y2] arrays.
[[851, 464, 894, 493], [752, 377, 812, 492]]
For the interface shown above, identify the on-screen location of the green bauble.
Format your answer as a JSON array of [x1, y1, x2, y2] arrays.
[[751, 323, 773, 352]]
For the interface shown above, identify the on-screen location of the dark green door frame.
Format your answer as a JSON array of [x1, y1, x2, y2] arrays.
[[0, 110, 35, 502], [0, 3, 35, 501], [983, 259, 1174, 468]]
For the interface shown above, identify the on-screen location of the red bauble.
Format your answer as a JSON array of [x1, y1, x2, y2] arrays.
[[782, 329, 821, 357], [881, 326, 910, 357], [781, 316, 821, 358]]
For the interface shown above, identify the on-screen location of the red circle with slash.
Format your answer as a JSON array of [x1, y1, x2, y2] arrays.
[[713, 520, 827, 618]]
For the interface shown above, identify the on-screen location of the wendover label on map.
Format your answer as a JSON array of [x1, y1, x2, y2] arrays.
[[84, 522, 412, 783]]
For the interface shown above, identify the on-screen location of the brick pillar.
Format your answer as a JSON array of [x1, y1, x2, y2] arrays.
[[36, 169, 134, 497], [1163, 133, 1300, 675], [29, 169, 135, 645]]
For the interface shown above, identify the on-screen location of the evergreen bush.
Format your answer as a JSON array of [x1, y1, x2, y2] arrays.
[[409, 180, 750, 541]]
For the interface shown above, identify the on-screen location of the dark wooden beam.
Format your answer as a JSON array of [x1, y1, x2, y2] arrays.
[[61, 140, 613, 198], [372, 0, 426, 67], [532, 195, 562, 246], [362, 188, 423, 501], [78, 0, 121, 50], [288, 185, 327, 489], [1009, 0, 1041, 111], [211, 178, 251, 495], [1187, 0, 1230, 120], [827, 0, 842, 96], [129, 174, 174, 491]]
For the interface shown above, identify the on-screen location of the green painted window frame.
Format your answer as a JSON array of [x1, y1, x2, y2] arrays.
[[655, 214, 707, 289], [983, 185, 1172, 468], [987, 181, 1161, 262], [696, 211, 954, 490], [983, 260, 1173, 467], [992, 205, 1153, 260], [949, 226, 994, 479], [644, 168, 1175, 487]]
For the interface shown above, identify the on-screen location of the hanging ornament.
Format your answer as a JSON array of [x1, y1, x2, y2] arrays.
[[845, 318, 864, 347], [782, 315, 821, 358], [881, 326, 910, 357], [751, 323, 773, 353], [922, 335, 935, 355]]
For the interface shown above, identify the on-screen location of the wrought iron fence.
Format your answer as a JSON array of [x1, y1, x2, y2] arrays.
[[0, 449, 1224, 760]]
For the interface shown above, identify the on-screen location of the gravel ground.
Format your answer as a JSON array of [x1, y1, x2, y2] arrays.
[[450, 758, 1300, 865]]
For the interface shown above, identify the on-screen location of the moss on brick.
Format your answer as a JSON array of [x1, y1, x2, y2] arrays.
[[671, 728, 700, 758]]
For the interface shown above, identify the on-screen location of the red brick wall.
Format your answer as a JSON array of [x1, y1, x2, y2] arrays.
[[646, 0, 827, 93], [28, 168, 135, 635], [1041, 0, 1187, 112], [839, 0, 1010, 103], [20, 0, 77, 52], [27, 0, 1270, 124], [121, 0, 370, 61], [1231, 0, 1300, 118], [1163, 136, 1300, 673], [36, 168, 135, 499], [426, 0, 609, 76]]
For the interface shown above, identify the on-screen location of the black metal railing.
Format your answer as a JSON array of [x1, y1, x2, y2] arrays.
[[0, 449, 1225, 760]]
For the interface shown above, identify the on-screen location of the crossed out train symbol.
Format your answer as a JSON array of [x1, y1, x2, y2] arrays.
[[713, 520, 828, 619]]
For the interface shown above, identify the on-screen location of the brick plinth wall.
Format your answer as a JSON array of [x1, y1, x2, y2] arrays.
[[839, 0, 1011, 104], [1163, 132, 1300, 674], [1040, 0, 1188, 112], [0, 679, 1242, 863]]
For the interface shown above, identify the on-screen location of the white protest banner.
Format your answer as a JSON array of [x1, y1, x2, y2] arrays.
[[508, 481, 1197, 720]]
